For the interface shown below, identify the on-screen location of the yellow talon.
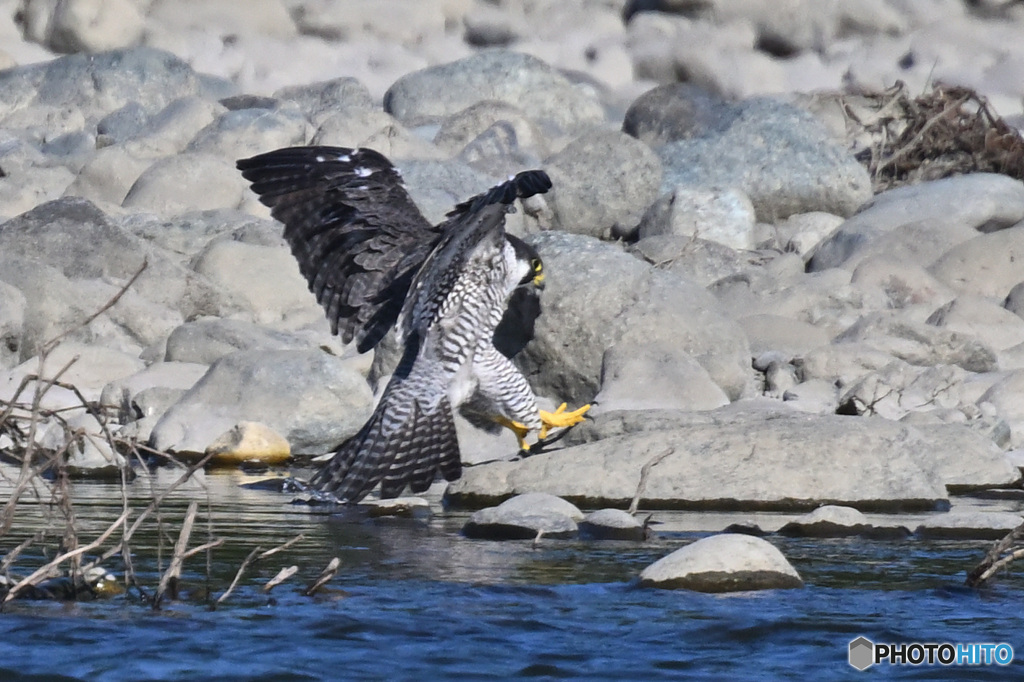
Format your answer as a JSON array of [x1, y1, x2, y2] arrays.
[[538, 403, 591, 439], [494, 415, 531, 451]]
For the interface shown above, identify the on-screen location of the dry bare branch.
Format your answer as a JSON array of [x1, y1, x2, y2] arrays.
[[2, 508, 130, 605], [629, 448, 674, 516], [304, 557, 340, 596], [263, 566, 298, 592]]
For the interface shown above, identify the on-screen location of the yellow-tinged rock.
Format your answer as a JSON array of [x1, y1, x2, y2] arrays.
[[205, 421, 291, 466]]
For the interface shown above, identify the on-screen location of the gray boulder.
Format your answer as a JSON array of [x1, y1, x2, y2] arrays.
[[929, 224, 1024, 300], [622, 82, 732, 147], [544, 129, 662, 240], [520, 231, 751, 404], [658, 98, 871, 222], [835, 310, 998, 373], [273, 77, 376, 126], [384, 51, 605, 144], [462, 492, 582, 540], [628, 235, 751, 287], [150, 349, 374, 456], [163, 319, 322, 365], [639, 534, 803, 592], [0, 47, 212, 135], [809, 174, 1024, 272]]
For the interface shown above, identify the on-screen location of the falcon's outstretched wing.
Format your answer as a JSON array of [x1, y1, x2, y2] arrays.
[[236, 146, 440, 353]]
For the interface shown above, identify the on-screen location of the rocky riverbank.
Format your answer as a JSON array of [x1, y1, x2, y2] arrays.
[[3, 2, 1024, 581]]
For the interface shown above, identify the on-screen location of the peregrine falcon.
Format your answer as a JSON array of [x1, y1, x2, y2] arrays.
[[237, 146, 589, 503]]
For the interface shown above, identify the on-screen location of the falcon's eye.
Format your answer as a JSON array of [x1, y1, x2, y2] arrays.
[[531, 258, 542, 273]]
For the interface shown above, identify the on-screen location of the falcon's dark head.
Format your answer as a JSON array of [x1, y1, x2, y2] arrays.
[[505, 233, 544, 291]]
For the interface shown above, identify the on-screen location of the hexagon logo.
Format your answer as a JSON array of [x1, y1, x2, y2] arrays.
[[849, 637, 874, 671]]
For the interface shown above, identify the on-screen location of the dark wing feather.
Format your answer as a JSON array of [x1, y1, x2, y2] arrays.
[[236, 146, 440, 352]]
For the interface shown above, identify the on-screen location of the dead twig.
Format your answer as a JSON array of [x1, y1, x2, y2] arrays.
[[304, 557, 340, 596], [629, 448, 674, 516], [2, 508, 130, 605], [154, 501, 199, 608], [263, 566, 298, 593], [213, 533, 305, 607], [966, 520, 1024, 588]]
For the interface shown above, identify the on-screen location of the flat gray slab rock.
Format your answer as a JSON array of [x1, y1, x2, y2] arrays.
[[462, 492, 581, 540], [640, 534, 803, 592], [914, 511, 1023, 540], [447, 408, 953, 512]]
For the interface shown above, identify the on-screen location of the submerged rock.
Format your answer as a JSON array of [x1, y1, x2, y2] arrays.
[[914, 511, 1023, 540], [640, 534, 803, 592], [579, 508, 645, 541], [462, 492, 582, 540], [778, 505, 911, 539]]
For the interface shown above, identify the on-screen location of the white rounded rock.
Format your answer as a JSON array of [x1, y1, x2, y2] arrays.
[[640, 534, 803, 592]]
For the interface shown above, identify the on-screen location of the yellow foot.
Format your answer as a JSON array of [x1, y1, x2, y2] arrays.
[[538, 403, 591, 439], [494, 415, 531, 451]]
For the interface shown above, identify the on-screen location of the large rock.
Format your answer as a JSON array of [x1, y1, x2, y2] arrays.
[[835, 310, 998, 373], [122, 153, 247, 216], [808, 174, 1024, 272], [0, 198, 232, 339], [636, 185, 757, 249], [149, 349, 374, 456], [446, 407, 954, 512], [35, 0, 145, 54], [929, 224, 1024, 300], [189, 240, 323, 328], [184, 105, 310, 162], [163, 319, 323, 365], [0, 47, 210, 135], [639, 534, 803, 592], [543, 129, 662, 240], [6, 341, 145, 400], [657, 97, 871, 221], [622, 82, 732, 147], [383, 51, 605, 144], [520, 231, 751, 404]]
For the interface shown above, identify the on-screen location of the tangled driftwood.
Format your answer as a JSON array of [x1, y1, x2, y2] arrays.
[[837, 81, 1024, 192]]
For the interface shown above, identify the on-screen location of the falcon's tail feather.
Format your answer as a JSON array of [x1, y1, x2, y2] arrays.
[[311, 384, 461, 504]]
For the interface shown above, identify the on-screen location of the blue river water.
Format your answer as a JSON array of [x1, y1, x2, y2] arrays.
[[0, 473, 1021, 680]]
